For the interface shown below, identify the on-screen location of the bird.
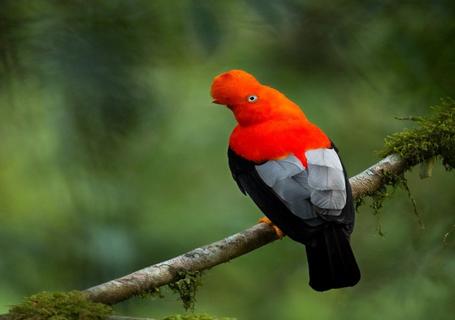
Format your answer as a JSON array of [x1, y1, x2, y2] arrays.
[[210, 69, 360, 291]]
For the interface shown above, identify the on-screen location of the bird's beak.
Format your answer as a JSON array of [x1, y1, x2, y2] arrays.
[[212, 99, 222, 105]]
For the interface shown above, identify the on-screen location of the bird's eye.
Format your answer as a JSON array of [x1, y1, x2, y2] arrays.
[[247, 95, 258, 103]]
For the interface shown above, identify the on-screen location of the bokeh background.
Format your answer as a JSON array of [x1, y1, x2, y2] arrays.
[[1, 1, 454, 319]]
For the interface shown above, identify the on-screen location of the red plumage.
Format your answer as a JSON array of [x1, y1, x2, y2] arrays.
[[211, 69, 331, 166], [211, 69, 361, 291]]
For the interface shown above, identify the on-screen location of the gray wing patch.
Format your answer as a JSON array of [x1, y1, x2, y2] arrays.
[[306, 148, 345, 190], [255, 155, 321, 224], [305, 148, 347, 215], [255, 155, 304, 186], [311, 189, 347, 210], [305, 148, 343, 169], [255, 150, 348, 222]]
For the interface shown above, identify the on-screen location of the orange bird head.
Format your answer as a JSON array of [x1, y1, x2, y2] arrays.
[[211, 69, 306, 126]]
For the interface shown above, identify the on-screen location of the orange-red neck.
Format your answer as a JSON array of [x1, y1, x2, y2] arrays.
[[229, 119, 331, 167]]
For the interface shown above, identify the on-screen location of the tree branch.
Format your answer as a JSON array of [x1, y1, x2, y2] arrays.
[[85, 154, 405, 305], [349, 154, 405, 199]]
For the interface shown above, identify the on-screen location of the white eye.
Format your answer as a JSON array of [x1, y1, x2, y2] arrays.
[[247, 95, 258, 103]]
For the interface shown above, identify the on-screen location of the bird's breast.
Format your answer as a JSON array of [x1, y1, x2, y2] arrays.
[[228, 121, 331, 166]]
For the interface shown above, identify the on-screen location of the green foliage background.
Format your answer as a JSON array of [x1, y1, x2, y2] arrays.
[[0, 0, 454, 319]]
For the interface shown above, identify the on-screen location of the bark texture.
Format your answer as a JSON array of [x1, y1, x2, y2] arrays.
[[350, 154, 405, 198], [85, 154, 405, 305]]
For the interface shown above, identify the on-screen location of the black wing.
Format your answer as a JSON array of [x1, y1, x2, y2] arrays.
[[228, 146, 355, 243], [228, 146, 360, 290]]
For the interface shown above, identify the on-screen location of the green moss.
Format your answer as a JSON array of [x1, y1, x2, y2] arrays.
[[162, 314, 235, 320], [168, 271, 203, 311], [369, 184, 387, 237], [363, 171, 403, 236], [362, 171, 424, 235], [138, 271, 202, 311], [358, 100, 455, 234], [8, 291, 112, 320], [380, 98, 455, 170], [138, 287, 164, 299]]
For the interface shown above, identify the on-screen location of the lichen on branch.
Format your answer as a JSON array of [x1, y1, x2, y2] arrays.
[[167, 271, 203, 311], [8, 291, 112, 320], [354, 99, 454, 233], [380, 98, 455, 170]]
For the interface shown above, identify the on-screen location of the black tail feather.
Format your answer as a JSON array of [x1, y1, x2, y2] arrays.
[[305, 224, 361, 291]]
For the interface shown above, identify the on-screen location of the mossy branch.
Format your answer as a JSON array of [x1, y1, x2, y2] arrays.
[[85, 99, 454, 305], [380, 98, 455, 169]]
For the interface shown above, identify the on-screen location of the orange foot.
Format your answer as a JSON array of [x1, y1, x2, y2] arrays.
[[258, 217, 285, 239]]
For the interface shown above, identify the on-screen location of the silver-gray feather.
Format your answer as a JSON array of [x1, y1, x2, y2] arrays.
[[255, 149, 347, 224], [255, 156, 304, 186]]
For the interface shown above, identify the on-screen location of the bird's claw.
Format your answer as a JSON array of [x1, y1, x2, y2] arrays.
[[258, 217, 285, 239]]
